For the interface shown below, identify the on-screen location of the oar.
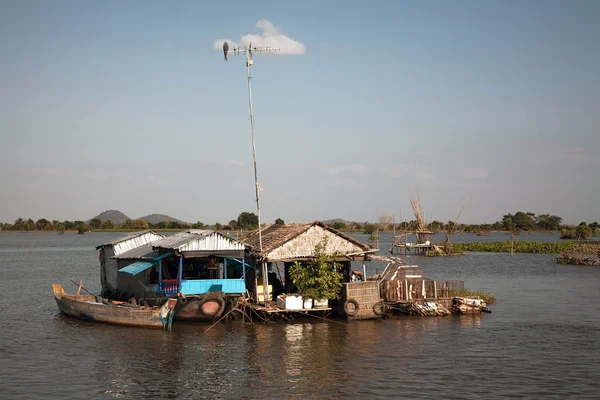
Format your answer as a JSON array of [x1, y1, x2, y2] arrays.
[[69, 279, 99, 297]]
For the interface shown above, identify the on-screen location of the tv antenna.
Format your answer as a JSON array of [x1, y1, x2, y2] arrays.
[[222, 41, 280, 306]]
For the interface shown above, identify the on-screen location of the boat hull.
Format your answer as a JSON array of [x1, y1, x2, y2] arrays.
[[53, 284, 176, 328]]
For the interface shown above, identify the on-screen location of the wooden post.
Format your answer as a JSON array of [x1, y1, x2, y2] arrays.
[[242, 258, 246, 281], [223, 258, 228, 279], [158, 259, 162, 285], [362, 261, 366, 282], [178, 256, 183, 292]]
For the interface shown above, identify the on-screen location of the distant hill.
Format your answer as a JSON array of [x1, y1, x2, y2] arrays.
[[88, 210, 130, 226], [138, 213, 186, 225]]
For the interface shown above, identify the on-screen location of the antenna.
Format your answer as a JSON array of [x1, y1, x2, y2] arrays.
[[223, 42, 280, 307]]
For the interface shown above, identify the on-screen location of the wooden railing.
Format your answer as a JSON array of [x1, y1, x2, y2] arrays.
[[158, 280, 180, 295]]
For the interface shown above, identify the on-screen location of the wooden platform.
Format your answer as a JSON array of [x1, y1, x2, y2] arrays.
[[247, 302, 332, 314]]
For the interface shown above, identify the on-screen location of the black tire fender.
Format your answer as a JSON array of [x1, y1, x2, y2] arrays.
[[373, 301, 387, 316], [344, 299, 360, 316], [198, 297, 225, 317]]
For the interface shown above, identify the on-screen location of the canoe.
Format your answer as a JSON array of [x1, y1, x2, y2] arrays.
[[52, 284, 178, 329]]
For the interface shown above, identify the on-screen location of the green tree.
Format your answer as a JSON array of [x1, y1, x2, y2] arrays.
[[74, 221, 87, 234], [24, 218, 36, 231], [132, 219, 149, 230], [275, 218, 284, 225], [13, 218, 25, 230], [237, 212, 258, 229], [214, 222, 223, 231], [330, 221, 346, 230], [363, 223, 377, 234], [89, 218, 102, 229], [429, 220, 443, 233], [576, 225, 592, 240], [35, 218, 51, 231], [100, 220, 114, 229], [192, 221, 206, 229], [288, 237, 343, 300]]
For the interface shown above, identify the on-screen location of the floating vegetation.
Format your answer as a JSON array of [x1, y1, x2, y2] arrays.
[[556, 241, 600, 266], [449, 289, 496, 305], [452, 241, 574, 254]]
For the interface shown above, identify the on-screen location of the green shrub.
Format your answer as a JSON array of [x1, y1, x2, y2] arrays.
[[289, 237, 343, 300]]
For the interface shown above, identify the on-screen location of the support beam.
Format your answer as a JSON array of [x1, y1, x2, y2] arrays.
[[158, 259, 162, 284], [362, 261, 367, 282], [178, 256, 183, 290], [223, 258, 228, 279]]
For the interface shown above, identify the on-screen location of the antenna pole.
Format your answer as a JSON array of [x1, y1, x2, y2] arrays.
[[224, 44, 280, 307], [246, 53, 263, 257]]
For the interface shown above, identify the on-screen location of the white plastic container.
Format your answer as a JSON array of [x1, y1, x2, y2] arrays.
[[303, 298, 313, 309], [277, 295, 303, 310]]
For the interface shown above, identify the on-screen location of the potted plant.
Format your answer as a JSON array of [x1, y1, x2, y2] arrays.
[[289, 237, 343, 309]]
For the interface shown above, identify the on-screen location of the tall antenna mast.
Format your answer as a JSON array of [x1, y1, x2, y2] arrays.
[[223, 42, 280, 306]]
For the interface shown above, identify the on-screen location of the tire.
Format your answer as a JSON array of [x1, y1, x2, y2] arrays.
[[199, 297, 225, 317], [372, 301, 387, 316], [343, 299, 360, 316]]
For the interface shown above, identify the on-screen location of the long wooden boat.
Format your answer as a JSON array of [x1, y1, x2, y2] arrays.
[[52, 284, 178, 329]]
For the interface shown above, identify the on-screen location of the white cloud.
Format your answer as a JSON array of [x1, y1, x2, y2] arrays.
[[461, 167, 488, 179], [328, 164, 369, 176], [214, 19, 306, 56], [225, 159, 244, 167]]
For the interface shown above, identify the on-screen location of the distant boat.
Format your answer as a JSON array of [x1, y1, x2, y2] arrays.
[[52, 284, 177, 329]]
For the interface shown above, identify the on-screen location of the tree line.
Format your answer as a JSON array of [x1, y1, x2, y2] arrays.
[[2, 211, 598, 239], [328, 212, 598, 239], [0, 212, 285, 233]]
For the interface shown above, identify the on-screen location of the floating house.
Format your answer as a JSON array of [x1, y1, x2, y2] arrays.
[[96, 230, 165, 298], [240, 221, 383, 319], [97, 230, 252, 303]]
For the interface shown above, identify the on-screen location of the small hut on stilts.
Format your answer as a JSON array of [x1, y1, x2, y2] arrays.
[[239, 221, 385, 320]]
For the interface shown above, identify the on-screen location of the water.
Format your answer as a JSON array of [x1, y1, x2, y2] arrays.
[[1, 232, 599, 399]]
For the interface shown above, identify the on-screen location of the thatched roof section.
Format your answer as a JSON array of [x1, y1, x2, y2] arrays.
[[240, 221, 375, 262]]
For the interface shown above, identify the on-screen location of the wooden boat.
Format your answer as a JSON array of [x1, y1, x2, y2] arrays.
[[174, 291, 227, 322], [52, 284, 178, 329]]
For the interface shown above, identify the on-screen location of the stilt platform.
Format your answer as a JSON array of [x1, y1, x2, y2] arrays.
[[247, 301, 332, 313]]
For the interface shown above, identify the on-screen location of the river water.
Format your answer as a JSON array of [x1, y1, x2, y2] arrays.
[[0, 232, 599, 399]]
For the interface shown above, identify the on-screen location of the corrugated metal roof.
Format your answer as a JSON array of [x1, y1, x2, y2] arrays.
[[152, 230, 247, 252], [112, 244, 160, 260], [118, 261, 155, 275], [95, 230, 163, 248], [95, 231, 166, 256]]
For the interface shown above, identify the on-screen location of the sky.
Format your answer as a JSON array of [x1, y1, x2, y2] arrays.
[[1, 0, 599, 225]]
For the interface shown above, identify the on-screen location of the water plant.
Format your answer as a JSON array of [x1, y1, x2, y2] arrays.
[[452, 241, 574, 254]]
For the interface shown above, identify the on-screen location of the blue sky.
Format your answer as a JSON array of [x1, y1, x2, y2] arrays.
[[1, 0, 599, 225]]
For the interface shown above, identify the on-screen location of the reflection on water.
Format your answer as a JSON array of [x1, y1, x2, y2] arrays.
[[1, 232, 599, 399]]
